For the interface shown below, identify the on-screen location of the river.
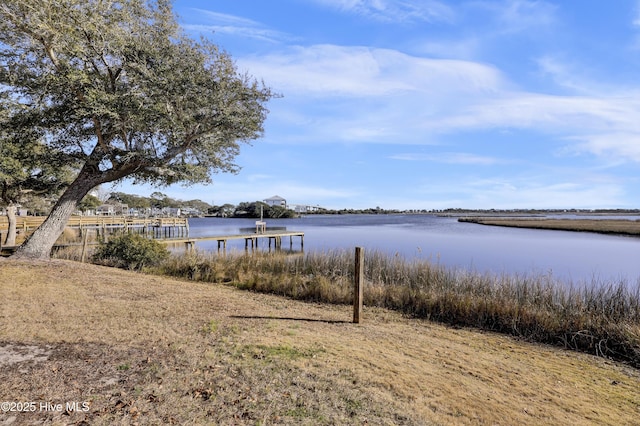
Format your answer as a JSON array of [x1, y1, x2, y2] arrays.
[[187, 214, 640, 285]]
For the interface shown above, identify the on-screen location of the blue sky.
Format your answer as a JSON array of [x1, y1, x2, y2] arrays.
[[117, 0, 640, 210]]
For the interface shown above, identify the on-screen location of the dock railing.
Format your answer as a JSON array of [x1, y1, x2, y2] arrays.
[[0, 215, 190, 242]]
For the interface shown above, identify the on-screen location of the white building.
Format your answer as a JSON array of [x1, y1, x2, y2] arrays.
[[289, 204, 322, 213], [96, 204, 128, 216], [263, 195, 287, 208]]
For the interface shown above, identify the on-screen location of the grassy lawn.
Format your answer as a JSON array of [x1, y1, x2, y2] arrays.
[[1, 258, 640, 425]]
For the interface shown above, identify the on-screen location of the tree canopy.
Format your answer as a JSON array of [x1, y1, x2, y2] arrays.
[[0, 99, 74, 245], [0, 0, 274, 257]]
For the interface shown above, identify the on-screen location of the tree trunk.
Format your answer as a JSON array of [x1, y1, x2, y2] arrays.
[[4, 204, 17, 246], [13, 171, 101, 259]]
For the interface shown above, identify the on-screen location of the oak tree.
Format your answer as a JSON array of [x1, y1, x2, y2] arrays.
[[0, 0, 273, 258], [0, 101, 73, 246]]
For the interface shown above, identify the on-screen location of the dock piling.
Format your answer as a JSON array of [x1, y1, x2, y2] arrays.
[[353, 247, 364, 324]]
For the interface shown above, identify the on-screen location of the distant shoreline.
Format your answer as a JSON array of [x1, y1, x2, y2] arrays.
[[459, 217, 640, 237]]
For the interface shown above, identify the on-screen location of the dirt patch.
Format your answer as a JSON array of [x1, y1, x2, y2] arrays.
[[0, 341, 161, 425], [0, 344, 52, 367]]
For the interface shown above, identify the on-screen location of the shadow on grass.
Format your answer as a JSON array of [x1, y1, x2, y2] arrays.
[[230, 315, 350, 324]]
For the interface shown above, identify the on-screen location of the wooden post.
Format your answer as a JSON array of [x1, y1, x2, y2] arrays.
[[353, 246, 364, 324], [80, 230, 90, 263]]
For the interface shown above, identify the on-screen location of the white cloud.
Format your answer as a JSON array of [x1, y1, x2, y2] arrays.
[[183, 10, 290, 43], [238, 44, 506, 97], [117, 177, 358, 208], [535, 56, 640, 97], [576, 133, 640, 163], [193, 10, 260, 27], [245, 174, 274, 182], [536, 56, 589, 94], [476, 0, 557, 34], [475, 182, 626, 209], [426, 92, 640, 162], [418, 37, 481, 60], [243, 43, 640, 158], [634, 0, 640, 27], [390, 152, 506, 165], [198, 181, 358, 206], [309, 0, 455, 23], [411, 176, 627, 209]]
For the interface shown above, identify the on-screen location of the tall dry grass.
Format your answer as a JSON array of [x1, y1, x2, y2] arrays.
[[158, 249, 640, 367]]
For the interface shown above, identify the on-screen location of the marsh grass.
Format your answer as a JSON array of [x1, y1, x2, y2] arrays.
[[159, 249, 640, 367], [461, 217, 640, 236]]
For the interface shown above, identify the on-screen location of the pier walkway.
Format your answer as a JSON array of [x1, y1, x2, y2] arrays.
[[0, 216, 189, 238], [0, 215, 303, 255], [160, 230, 305, 251]]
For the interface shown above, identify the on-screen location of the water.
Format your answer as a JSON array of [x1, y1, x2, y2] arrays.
[[187, 214, 640, 285]]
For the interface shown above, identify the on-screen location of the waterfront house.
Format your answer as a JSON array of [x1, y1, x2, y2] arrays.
[[263, 195, 287, 208]]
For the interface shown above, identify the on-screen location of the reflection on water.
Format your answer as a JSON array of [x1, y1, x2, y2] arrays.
[[187, 214, 640, 284]]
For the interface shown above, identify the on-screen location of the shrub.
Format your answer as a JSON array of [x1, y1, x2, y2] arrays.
[[93, 233, 169, 270]]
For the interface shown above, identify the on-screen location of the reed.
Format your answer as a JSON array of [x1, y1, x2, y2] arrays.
[[460, 217, 640, 236], [157, 249, 640, 367]]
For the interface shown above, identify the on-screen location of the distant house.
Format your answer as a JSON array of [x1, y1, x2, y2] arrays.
[[161, 207, 181, 217], [289, 204, 322, 213], [96, 204, 116, 216], [96, 204, 128, 216], [263, 195, 287, 208], [180, 207, 202, 217]]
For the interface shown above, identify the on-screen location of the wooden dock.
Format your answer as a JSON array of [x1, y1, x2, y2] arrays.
[[1, 215, 303, 255], [159, 230, 305, 251], [0, 216, 189, 238], [2, 230, 304, 256]]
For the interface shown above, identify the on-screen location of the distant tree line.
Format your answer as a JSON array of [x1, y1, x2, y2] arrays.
[[15, 188, 640, 222], [225, 201, 296, 219], [73, 193, 298, 219]]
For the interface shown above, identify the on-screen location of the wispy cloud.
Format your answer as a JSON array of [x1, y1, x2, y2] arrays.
[[417, 37, 481, 60], [429, 93, 640, 162], [575, 133, 640, 163], [118, 176, 359, 207], [629, 0, 640, 50], [470, 181, 626, 209], [475, 0, 557, 34], [193, 10, 260, 27], [309, 0, 455, 23], [634, 0, 640, 27], [410, 176, 628, 209], [182, 180, 357, 206], [238, 44, 506, 97], [183, 10, 290, 43], [535, 56, 590, 94], [390, 152, 505, 165], [534, 56, 635, 96], [241, 44, 507, 144], [242, 43, 640, 157]]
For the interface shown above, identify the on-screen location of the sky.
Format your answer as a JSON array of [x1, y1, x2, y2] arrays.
[[116, 0, 640, 210]]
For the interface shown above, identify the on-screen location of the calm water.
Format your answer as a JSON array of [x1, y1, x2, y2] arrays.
[[188, 214, 640, 285]]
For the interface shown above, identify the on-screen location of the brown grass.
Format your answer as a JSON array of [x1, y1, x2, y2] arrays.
[[460, 217, 640, 236], [1, 258, 640, 425], [159, 250, 640, 368]]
